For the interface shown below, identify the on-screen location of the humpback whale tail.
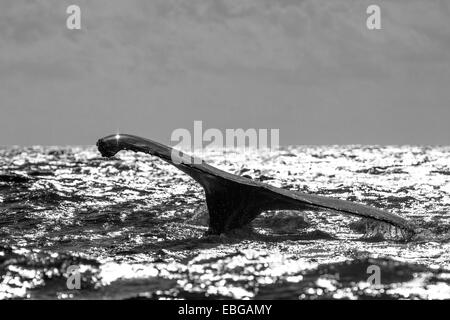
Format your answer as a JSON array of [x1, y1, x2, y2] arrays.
[[96, 134, 415, 236]]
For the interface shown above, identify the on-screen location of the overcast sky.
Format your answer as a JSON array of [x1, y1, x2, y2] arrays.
[[1, 0, 449, 146]]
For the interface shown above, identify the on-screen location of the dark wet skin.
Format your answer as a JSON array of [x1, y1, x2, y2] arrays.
[[96, 134, 414, 236]]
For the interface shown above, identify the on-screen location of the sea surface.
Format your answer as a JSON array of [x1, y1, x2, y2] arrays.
[[1, 145, 450, 299]]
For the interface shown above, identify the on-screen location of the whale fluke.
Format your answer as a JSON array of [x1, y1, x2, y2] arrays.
[[96, 134, 415, 235]]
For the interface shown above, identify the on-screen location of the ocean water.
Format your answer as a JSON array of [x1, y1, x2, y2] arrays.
[[0, 145, 450, 299]]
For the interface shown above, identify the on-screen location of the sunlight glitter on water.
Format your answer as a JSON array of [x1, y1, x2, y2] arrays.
[[0, 145, 450, 299]]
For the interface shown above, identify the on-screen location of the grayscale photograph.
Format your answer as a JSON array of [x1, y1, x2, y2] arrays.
[[0, 0, 449, 307]]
